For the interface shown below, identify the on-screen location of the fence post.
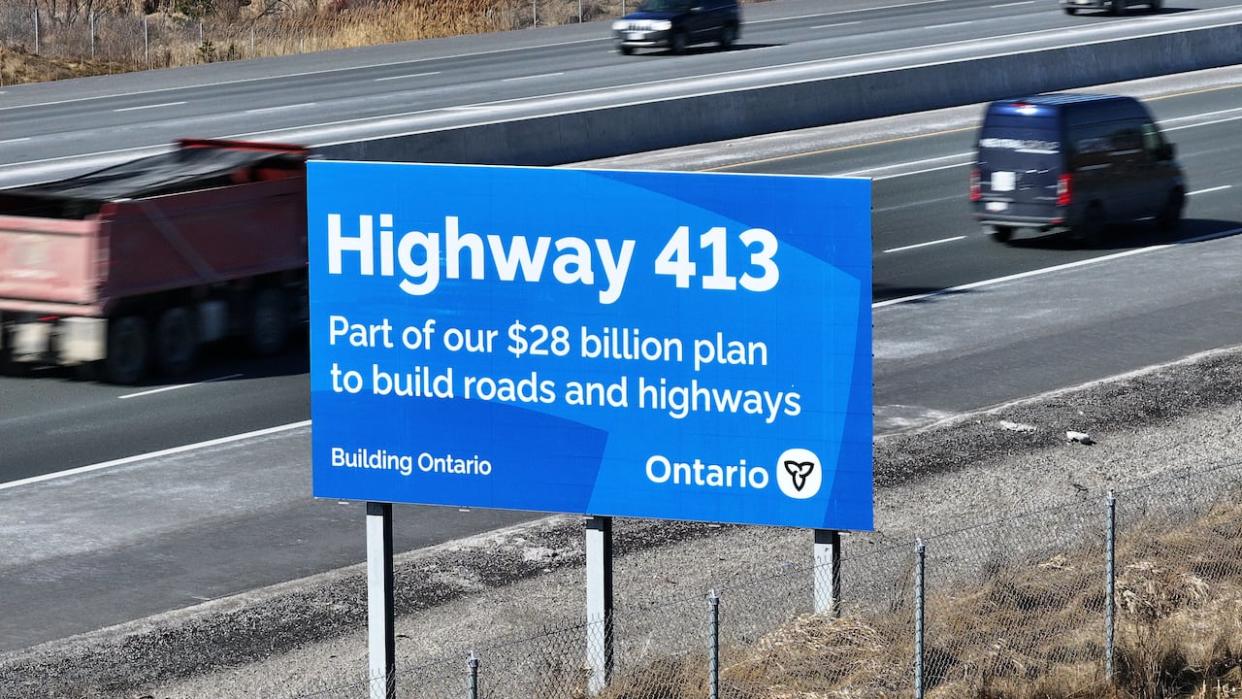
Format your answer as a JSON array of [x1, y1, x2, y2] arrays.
[[914, 538, 926, 699], [143, 15, 149, 66], [707, 590, 720, 699], [579, 0, 583, 23], [199, 20, 204, 45], [532, 0, 538, 27], [33, 6, 40, 55], [1106, 490, 1116, 681], [90, 12, 96, 59], [467, 651, 479, 699], [250, 25, 255, 55]]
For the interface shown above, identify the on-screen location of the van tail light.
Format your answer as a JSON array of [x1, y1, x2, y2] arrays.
[[969, 168, 982, 202], [1056, 173, 1072, 207]]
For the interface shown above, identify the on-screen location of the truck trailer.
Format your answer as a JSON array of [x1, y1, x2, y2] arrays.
[[0, 139, 309, 384]]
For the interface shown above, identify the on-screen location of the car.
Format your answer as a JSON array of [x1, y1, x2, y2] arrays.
[[611, 0, 741, 55], [971, 94, 1185, 246], [1061, 0, 1161, 15]]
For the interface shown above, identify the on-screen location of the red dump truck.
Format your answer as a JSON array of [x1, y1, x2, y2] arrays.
[[0, 139, 309, 384]]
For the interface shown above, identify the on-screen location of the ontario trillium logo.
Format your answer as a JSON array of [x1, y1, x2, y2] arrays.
[[776, 448, 822, 499]]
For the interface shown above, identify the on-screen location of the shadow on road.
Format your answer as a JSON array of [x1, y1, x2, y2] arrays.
[[626, 42, 781, 57], [1005, 218, 1242, 251]]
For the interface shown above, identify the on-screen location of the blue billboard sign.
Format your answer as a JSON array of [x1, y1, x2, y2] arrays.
[[308, 162, 872, 530]]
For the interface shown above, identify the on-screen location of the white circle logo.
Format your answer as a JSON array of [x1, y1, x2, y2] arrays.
[[776, 448, 822, 500]]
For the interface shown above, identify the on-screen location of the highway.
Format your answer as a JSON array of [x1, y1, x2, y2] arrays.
[[4, 0, 1242, 187], [1, 66, 1239, 650]]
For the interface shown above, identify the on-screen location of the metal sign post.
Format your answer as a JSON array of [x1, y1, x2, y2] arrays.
[[813, 529, 842, 616], [367, 502, 396, 699], [585, 515, 614, 694]]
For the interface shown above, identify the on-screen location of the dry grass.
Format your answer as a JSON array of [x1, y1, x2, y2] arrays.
[[587, 500, 1242, 698], [2, 0, 773, 85], [0, 45, 127, 85]]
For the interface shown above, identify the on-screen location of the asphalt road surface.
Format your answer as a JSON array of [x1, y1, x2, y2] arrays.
[[3, 0, 1242, 187], [1, 71, 1240, 650]]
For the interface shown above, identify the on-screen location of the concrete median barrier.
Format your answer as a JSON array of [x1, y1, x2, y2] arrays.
[[319, 20, 1242, 166]]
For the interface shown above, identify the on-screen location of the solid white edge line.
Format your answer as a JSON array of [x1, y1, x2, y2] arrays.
[[1188, 185, 1232, 196], [112, 101, 187, 113], [840, 151, 974, 177], [502, 72, 566, 82], [1165, 114, 1242, 131], [811, 21, 863, 29], [926, 20, 975, 29], [117, 373, 245, 400], [883, 235, 967, 253], [0, 420, 312, 493], [0, 137, 32, 145], [876, 161, 972, 180], [373, 71, 442, 82], [873, 227, 1242, 309], [244, 102, 318, 114], [991, 0, 1035, 6]]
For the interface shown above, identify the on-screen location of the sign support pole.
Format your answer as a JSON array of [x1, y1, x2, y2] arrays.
[[585, 515, 614, 695], [813, 529, 842, 617], [367, 502, 396, 699]]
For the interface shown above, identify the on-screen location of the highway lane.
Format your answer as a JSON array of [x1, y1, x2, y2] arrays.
[[0, 70, 1240, 650], [721, 80, 1242, 301], [3, 0, 1242, 186], [2, 71, 1239, 479]]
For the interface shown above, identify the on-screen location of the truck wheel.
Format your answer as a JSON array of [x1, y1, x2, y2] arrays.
[[1064, 6, 1078, 13], [719, 24, 737, 49], [250, 288, 288, 356], [0, 334, 21, 377], [104, 316, 149, 385], [155, 307, 198, 377], [617, 44, 634, 55]]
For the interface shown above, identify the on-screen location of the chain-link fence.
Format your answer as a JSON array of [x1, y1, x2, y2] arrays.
[[0, 0, 748, 80], [269, 457, 1242, 699]]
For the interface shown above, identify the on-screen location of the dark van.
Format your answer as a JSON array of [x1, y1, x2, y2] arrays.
[[612, 0, 741, 55], [971, 94, 1184, 246]]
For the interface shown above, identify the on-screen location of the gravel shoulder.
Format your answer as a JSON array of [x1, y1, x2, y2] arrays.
[[3, 344, 1241, 698]]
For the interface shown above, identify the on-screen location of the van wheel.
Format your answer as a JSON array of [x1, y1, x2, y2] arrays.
[[1064, 6, 1078, 13], [104, 316, 149, 385], [1108, 0, 1125, 14], [1074, 205, 1107, 248], [719, 24, 737, 49], [990, 226, 1015, 243], [1149, 0, 1162, 10], [250, 288, 288, 356], [154, 307, 198, 377], [617, 44, 633, 55], [669, 31, 688, 54], [1155, 189, 1184, 233]]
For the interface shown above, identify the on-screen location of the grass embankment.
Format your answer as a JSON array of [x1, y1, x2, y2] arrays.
[[598, 500, 1242, 698], [6, 0, 769, 85], [0, 46, 125, 84]]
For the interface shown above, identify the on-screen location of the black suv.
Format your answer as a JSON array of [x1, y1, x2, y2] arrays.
[[612, 0, 741, 55]]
